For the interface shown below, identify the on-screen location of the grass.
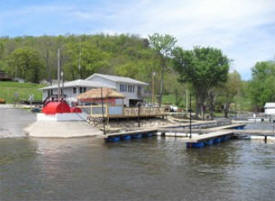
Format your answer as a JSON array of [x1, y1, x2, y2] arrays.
[[0, 81, 45, 103]]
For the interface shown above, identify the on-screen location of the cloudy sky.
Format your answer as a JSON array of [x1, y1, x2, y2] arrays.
[[0, 0, 275, 80]]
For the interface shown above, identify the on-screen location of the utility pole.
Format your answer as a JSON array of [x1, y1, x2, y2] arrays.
[[138, 102, 141, 127], [152, 72, 156, 104], [78, 40, 82, 79], [186, 89, 189, 115], [57, 48, 61, 101]]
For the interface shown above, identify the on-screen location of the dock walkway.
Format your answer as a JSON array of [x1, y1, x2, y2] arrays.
[[184, 130, 234, 143]]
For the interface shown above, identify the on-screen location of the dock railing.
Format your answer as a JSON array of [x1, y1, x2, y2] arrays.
[[80, 105, 166, 119]]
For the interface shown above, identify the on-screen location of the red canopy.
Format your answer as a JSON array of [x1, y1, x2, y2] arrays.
[[42, 101, 71, 115]]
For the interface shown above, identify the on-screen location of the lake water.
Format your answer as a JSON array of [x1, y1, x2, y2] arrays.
[[0, 108, 275, 201]]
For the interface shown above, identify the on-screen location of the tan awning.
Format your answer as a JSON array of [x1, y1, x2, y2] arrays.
[[77, 87, 125, 101]]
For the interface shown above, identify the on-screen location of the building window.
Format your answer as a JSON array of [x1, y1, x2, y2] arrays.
[[50, 89, 53, 95], [120, 84, 127, 92], [73, 87, 76, 94], [83, 87, 86, 92], [137, 86, 141, 96], [80, 87, 83, 93], [128, 85, 135, 93]]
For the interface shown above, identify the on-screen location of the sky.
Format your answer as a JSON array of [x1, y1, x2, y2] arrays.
[[0, 0, 275, 80]]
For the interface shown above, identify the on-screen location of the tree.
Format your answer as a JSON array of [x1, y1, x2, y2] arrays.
[[0, 42, 4, 59], [7, 47, 44, 83], [148, 33, 177, 106], [64, 41, 110, 80], [248, 61, 275, 111], [218, 71, 242, 117], [0, 33, 179, 87], [173, 46, 229, 119]]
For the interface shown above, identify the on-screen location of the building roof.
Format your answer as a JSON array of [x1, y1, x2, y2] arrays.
[[264, 102, 275, 108], [41, 79, 115, 90], [85, 73, 148, 86], [77, 87, 125, 101]]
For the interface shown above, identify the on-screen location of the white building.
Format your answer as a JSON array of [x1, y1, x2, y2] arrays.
[[264, 102, 275, 115], [41, 73, 148, 106]]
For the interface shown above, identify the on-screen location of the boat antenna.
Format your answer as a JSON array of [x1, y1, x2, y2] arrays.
[[78, 38, 82, 79], [57, 48, 61, 101]]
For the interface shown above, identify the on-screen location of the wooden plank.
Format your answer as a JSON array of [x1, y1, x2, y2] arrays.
[[230, 129, 275, 136], [186, 130, 234, 143], [206, 123, 246, 131], [159, 123, 246, 134]]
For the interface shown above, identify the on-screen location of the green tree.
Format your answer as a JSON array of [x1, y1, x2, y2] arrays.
[[7, 47, 44, 83], [248, 61, 275, 111], [148, 33, 177, 106], [0, 42, 4, 59], [173, 46, 229, 119], [218, 71, 242, 117], [64, 41, 110, 80]]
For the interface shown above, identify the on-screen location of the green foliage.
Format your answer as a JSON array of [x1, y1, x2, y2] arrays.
[[6, 47, 45, 83], [248, 61, 275, 111], [173, 47, 229, 91], [64, 41, 110, 80], [0, 34, 159, 85], [0, 42, 4, 59], [215, 71, 242, 117], [148, 33, 177, 57], [173, 46, 229, 117], [148, 33, 177, 105], [0, 81, 44, 103]]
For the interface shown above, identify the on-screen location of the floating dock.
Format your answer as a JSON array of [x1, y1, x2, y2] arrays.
[[103, 122, 275, 148], [184, 130, 234, 148], [104, 128, 157, 142], [103, 122, 243, 144]]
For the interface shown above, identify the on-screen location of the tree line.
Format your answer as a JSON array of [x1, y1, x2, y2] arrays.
[[0, 33, 273, 117]]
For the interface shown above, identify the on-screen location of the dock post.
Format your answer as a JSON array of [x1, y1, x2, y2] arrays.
[[138, 103, 141, 127], [264, 136, 267, 143], [189, 93, 192, 139], [273, 120, 275, 136]]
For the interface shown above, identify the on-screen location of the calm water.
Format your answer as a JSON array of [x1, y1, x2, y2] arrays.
[[0, 109, 275, 201]]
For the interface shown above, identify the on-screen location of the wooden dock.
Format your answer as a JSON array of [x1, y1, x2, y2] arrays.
[[184, 130, 234, 143], [104, 120, 228, 138], [158, 123, 246, 135], [229, 129, 275, 136], [103, 121, 275, 147]]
